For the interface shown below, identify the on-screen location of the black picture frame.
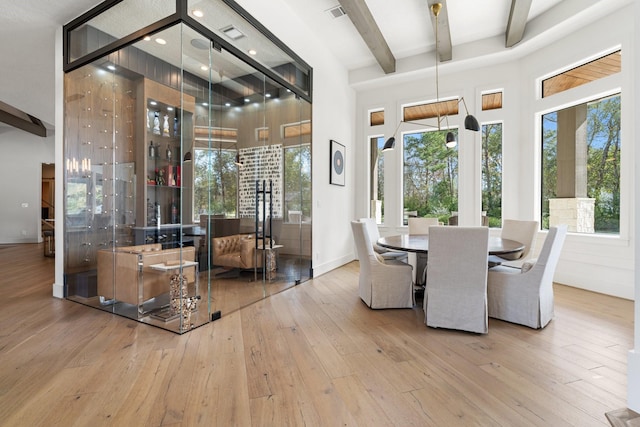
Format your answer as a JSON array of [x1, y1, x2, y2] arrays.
[[330, 140, 345, 186]]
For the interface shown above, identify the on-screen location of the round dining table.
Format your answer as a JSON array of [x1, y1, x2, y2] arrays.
[[377, 234, 525, 287], [377, 234, 525, 258]]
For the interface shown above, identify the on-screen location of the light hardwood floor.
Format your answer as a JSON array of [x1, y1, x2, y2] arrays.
[[0, 243, 632, 426]]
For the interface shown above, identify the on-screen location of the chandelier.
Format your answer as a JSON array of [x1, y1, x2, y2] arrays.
[[383, 2, 479, 152]]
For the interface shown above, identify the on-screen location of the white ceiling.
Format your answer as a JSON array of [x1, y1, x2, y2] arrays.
[[0, 0, 570, 75], [0, 0, 622, 125], [281, 0, 563, 71]]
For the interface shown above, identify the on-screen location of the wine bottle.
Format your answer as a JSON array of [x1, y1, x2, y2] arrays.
[[171, 200, 178, 224], [148, 141, 155, 158]]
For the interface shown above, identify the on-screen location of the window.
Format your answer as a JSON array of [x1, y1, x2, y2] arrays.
[[284, 144, 311, 222], [404, 99, 459, 121], [542, 50, 621, 98], [481, 123, 502, 227], [403, 129, 458, 225], [193, 148, 238, 220], [541, 94, 621, 233], [482, 92, 503, 111], [369, 136, 385, 223], [282, 120, 310, 138], [370, 110, 384, 126]]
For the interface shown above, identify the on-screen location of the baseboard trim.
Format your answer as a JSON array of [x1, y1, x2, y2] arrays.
[[52, 282, 64, 298]]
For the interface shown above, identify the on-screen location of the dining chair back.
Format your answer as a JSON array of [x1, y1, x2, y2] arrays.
[[424, 226, 489, 333], [502, 219, 539, 260], [487, 225, 567, 328], [488, 219, 539, 267], [408, 217, 440, 234], [359, 217, 408, 263], [408, 218, 440, 285], [351, 221, 414, 309]]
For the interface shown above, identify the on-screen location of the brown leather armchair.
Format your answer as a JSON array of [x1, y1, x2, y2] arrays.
[[212, 234, 270, 270], [97, 244, 196, 307]]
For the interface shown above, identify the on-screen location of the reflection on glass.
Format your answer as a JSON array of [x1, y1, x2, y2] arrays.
[[64, 4, 313, 332], [68, 0, 176, 62]]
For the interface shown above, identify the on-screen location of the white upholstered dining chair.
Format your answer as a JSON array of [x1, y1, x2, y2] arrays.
[[423, 226, 489, 334], [359, 217, 408, 263], [487, 225, 567, 329], [351, 221, 414, 309], [487, 219, 539, 268], [408, 217, 440, 286]]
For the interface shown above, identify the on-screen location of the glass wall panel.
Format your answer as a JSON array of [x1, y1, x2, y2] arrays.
[[65, 23, 207, 333], [68, 0, 176, 62], [64, 0, 312, 333], [188, 0, 311, 97]]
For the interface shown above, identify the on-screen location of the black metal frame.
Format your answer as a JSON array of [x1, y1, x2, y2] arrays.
[[62, 0, 313, 103]]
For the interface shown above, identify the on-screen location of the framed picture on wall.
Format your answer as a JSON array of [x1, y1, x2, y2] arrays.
[[330, 139, 345, 186]]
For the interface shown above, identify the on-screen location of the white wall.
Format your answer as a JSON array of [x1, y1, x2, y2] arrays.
[[234, 0, 357, 276], [354, 6, 635, 299], [0, 2, 61, 245], [0, 128, 54, 243], [628, 0, 640, 413]]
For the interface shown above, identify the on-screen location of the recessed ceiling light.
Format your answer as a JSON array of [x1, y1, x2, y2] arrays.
[[244, 98, 250, 103], [107, 65, 116, 71], [221, 25, 245, 41], [248, 49, 257, 56], [225, 102, 231, 107], [155, 38, 167, 45], [202, 102, 208, 106], [149, 101, 157, 106], [192, 9, 204, 18], [167, 107, 174, 111], [265, 93, 271, 98], [143, 36, 151, 41], [200, 65, 209, 71]]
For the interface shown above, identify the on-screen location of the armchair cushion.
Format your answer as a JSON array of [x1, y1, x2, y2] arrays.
[[212, 234, 269, 270], [97, 244, 196, 307]]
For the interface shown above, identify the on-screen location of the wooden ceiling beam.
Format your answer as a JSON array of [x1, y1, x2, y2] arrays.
[[338, 0, 396, 74], [0, 100, 47, 137], [505, 0, 533, 48]]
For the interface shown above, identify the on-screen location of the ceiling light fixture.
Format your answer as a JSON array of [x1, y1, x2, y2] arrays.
[[155, 38, 167, 45], [192, 9, 204, 18], [383, 2, 479, 151], [248, 49, 257, 56]]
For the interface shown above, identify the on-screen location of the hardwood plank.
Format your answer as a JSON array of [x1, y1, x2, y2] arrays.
[[0, 248, 632, 426]]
